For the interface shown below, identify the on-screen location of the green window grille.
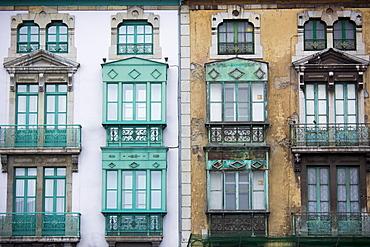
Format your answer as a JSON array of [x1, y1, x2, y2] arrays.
[[208, 81, 266, 122], [104, 169, 165, 211], [334, 19, 356, 51], [46, 21, 68, 53], [106, 82, 164, 122], [43, 167, 66, 213], [16, 84, 39, 125], [117, 21, 153, 55], [305, 83, 328, 124], [304, 19, 327, 51], [17, 21, 40, 53], [208, 170, 266, 211], [218, 20, 254, 55], [14, 168, 37, 213]]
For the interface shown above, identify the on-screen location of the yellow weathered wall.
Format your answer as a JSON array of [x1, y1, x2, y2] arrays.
[[189, 4, 370, 237]]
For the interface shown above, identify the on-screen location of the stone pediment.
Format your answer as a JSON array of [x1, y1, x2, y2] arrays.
[[3, 49, 80, 91], [293, 48, 369, 89], [4, 49, 80, 74], [293, 48, 369, 67]]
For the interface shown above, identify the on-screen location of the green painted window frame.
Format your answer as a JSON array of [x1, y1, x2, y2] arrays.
[[103, 169, 166, 212], [217, 20, 254, 55], [16, 84, 39, 125], [305, 83, 328, 124], [17, 21, 40, 53], [304, 19, 327, 51], [337, 167, 360, 212], [208, 170, 266, 211], [46, 21, 68, 53], [334, 83, 357, 124], [14, 168, 37, 213], [307, 167, 330, 212], [43, 167, 66, 212], [333, 19, 356, 51], [45, 84, 68, 125], [105, 82, 165, 123], [117, 21, 153, 55], [208, 81, 266, 122]]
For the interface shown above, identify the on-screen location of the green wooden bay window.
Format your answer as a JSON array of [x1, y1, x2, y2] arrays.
[[17, 21, 40, 53], [218, 20, 254, 55], [46, 21, 68, 53]]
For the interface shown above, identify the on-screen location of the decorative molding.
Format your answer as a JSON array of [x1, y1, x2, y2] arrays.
[[294, 153, 301, 172], [1, 155, 8, 173], [72, 154, 79, 172]]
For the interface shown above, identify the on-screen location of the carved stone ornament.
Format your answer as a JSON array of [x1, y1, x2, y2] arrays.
[[1, 155, 8, 173], [294, 153, 301, 172]]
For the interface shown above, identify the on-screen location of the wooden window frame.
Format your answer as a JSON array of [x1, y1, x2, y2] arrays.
[[46, 21, 68, 53]]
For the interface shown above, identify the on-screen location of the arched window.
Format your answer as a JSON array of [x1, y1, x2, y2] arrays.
[[17, 21, 39, 53], [47, 21, 68, 53], [333, 18, 356, 50], [218, 20, 254, 55], [304, 19, 326, 51], [117, 21, 153, 55]]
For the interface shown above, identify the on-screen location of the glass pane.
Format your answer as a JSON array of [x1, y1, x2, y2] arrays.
[[306, 101, 315, 115], [225, 84, 235, 102], [15, 199, 24, 212], [56, 198, 65, 212], [30, 26, 38, 34], [151, 191, 161, 209], [107, 191, 117, 209], [28, 168, 37, 176], [336, 84, 344, 99], [27, 198, 36, 212], [252, 103, 264, 121], [210, 103, 222, 121], [151, 171, 161, 189], [209, 172, 222, 210], [238, 103, 249, 121], [136, 191, 146, 209], [136, 84, 146, 101], [252, 83, 264, 101], [45, 168, 54, 176], [225, 173, 236, 210], [29, 96, 38, 112], [28, 180, 36, 196], [238, 84, 249, 101], [318, 84, 326, 99], [44, 198, 53, 212], [336, 101, 344, 115], [127, 26, 134, 34], [145, 25, 152, 33], [107, 171, 117, 189], [18, 96, 26, 112], [122, 171, 132, 189], [45, 179, 54, 197], [136, 103, 146, 120], [224, 103, 235, 121], [59, 84, 68, 92], [122, 191, 132, 209], [239, 172, 249, 210], [16, 168, 25, 176], [151, 84, 161, 101], [58, 96, 67, 112], [137, 35, 144, 43], [57, 168, 66, 176], [122, 103, 133, 120], [136, 171, 146, 189], [15, 180, 25, 196], [47, 96, 55, 112], [46, 85, 56, 92], [57, 179, 65, 196], [306, 85, 314, 99], [108, 103, 118, 121], [29, 85, 38, 92], [151, 103, 161, 121], [108, 84, 118, 101], [210, 84, 222, 101]]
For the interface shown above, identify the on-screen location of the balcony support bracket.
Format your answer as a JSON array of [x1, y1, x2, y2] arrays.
[[1, 154, 8, 173]]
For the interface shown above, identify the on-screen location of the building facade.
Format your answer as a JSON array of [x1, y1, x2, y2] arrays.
[[180, 1, 370, 247], [0, 2, 180, 247]]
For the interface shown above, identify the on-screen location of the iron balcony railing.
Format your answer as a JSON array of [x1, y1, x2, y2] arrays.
[[104, 213, 164, 236], [292, 212, 370, 237], [0, 212, 80, 237], [207, 124, 268, 145], [208, 212, 269, 236], [290, 123, 370, 147], [0, 124, 82, 148], [105, 125, 163, 147]]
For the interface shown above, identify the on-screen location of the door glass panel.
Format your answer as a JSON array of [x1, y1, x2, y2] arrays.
[[209, 172, 223, 210]]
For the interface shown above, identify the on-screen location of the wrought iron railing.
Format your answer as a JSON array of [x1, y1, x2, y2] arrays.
[[104, 213, 164, 236], [208, 212, 269, 236], [290, 123, 370, 147], [218, 43, 254, 55], [117, 44, 153, 55], [292, 212, 370, 237], [0, 212, 80, 237], [0, 124, 82, 148], [106, 125, 163, 146], [207, 124, 267, 144]]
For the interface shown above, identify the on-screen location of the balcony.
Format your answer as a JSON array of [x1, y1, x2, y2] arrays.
[[208, 212, 269, 236], [105, 125, 164, 147], [207, 123, 268, 146], [0, 125, 81, 153], [290, 123, 370, 153], [292, 212, 370, 237], [0, 212, 80, 242]]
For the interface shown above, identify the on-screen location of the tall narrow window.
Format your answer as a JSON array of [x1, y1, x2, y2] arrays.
[[17, 21, 40, 53], [307, 167, 330, 212], [46, 21, 68, 53], [14, 168, 37, 213], [337, 167, 360, 212], [335, 83, 357, 124], [44, 168, 66, 213], [16, 84, 38, 125], [304, 19, 326, 51], [305, 83, 327, 124], [117, 21, 153, 55], [218, 20, 254, 55], [209, 82, 266, 122], [333, 19, 356, 50], [45, 84, 68, 125]]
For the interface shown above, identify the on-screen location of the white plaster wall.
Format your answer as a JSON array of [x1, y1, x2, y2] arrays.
[[0, 9, 179, 247]]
